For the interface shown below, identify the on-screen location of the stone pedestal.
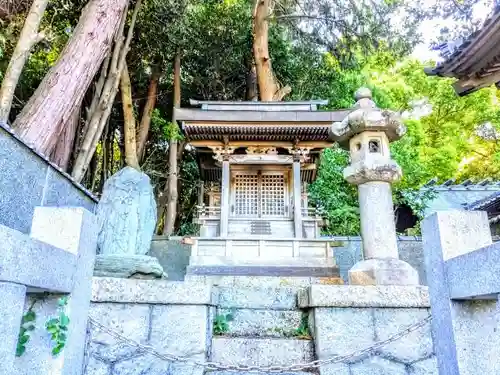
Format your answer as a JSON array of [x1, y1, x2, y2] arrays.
[[331, 87, 418, 286]]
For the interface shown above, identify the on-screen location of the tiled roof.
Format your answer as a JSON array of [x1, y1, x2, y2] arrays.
[[424, 6, 500, 95], [421, 178, 500, 217]]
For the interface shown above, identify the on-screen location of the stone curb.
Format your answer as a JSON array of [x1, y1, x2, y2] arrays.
[[91, 277, 216, 305], [298, 285, 430, 308]]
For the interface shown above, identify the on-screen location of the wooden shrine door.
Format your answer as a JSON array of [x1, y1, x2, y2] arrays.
[[232, 170, 287, 218]]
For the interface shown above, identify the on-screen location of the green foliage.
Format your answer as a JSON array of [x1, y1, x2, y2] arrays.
[[294, 313, 311, 339], [213, 310, 234, 335], [45, 297, 70, 356], [16, 309, 36, 357], [309, 147, 360, 235]]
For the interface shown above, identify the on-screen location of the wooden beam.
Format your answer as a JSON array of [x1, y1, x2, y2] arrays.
[[188, 140, 333, 148]]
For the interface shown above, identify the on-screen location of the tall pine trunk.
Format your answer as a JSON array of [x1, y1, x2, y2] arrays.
[[162, 51, 181, 236], [12, 0, 128, 156], [137, 67, 161, 162], [120, 63, 140, 169], [0, 0, 48, 123], [71, 0, 142, 182]]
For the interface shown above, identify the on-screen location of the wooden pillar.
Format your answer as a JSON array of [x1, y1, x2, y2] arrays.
[[198, 180, 204, 206], [220, 158, 230, 237], [293, 157, 302, 238]]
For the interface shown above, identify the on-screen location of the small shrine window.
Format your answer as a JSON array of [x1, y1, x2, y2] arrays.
[[369, 140, 380, 153]]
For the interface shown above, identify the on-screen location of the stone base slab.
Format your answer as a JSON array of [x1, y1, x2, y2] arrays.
[[298, 285, 429, 308], [187, 264, 339, 277], [211, 337, 314, 367], [93, 254, 166, 279], [348, 258, 419, 286]]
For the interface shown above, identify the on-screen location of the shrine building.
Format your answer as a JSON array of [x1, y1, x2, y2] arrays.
[[175, 90, 419, 286]]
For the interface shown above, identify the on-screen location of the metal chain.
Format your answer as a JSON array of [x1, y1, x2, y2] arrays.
[[88, 314, 431, 373]]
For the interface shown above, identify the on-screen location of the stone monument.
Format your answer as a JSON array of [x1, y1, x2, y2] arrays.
[[331, 88, 419, 285], [94, 167, 165, 278]]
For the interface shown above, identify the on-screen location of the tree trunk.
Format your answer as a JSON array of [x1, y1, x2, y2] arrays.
[[246, 62, 258, 101], [162, 51, 181, 236], [137, 66, 160, 162], [50, 105, 80, 171], [120, 63, 140, 169], [0, 0, 48, 123], [253, 0, 276, 101], [252, 0, 290, 101], [12, 0, 128, 156], [71, 0, 142, 182]]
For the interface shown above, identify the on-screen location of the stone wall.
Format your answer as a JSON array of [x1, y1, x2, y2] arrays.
[[0, 123, 97, 234], [149, 237, 191, 281], [299, 285, 437, 375], [86, 278, 214, 375], [85, 278, 437, 375], [330, 236, 426, 284]]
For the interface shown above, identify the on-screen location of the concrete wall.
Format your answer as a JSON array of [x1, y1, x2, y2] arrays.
[[0, 124, 97, 234]]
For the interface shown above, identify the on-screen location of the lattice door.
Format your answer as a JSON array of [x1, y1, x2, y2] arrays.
[[234, 174, 259, 216], [261, 174, 286, 217]]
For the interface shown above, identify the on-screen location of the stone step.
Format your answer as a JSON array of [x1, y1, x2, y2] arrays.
[[218, 286, 299, 310], [210, 337, 315, 368], [206, 372, 315, 375], [186, 275, 342, 288], [217, 308, 304, 338]]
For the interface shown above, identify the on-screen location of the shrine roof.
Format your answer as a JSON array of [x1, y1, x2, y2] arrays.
[[175, 101, 349, 143], [424, 6, 500, 96]]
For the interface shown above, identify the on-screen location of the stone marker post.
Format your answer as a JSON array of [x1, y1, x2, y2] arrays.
[[422, 211, 500, 375], [330, 88, 418, 285]]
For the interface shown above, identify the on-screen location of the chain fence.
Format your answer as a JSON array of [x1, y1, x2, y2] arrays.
[[87, 314, 432, 373]]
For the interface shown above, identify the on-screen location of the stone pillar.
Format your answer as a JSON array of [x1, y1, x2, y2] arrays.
[[330, 87, 418, 285], [220, 157, 230, 237], [0, 282, 26, 374], [293, 156, 302, 238], [198, 180, 205, 206]]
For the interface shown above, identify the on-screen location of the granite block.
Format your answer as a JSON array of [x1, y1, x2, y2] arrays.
[[421, 211, 496, 375], [0, 127, 47, 233], [298, 285, 430, 308], [92, 278, 215, 305], [0, 282, 26, 375], [88, 303, 150, 362], [409, 357, 438, 375], [11, 208, 99, 375], [0, 224, 76, 291], [350, 356, 407, 375], [445, 241, 500, 299], [110, 354, 171, 375], [150, 305, 209, 375], [217, 286, 298, 310], [318, 363, 351, 375], [43, 166, 96, 212], [312, 307, 374, 358], [85, 357, 110, 375], [373, 308, 433, 363], [218, 308, 302, 337], [211, 337, 314, 367]]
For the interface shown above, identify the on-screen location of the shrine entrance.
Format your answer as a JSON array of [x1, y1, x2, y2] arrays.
[[231, 169, 289, 218]]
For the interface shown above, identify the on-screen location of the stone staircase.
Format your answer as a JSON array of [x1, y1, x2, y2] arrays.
[[207, 286, 317, 375]]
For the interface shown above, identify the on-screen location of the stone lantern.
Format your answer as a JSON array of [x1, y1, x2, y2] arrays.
[[330, 87, 419, 285]]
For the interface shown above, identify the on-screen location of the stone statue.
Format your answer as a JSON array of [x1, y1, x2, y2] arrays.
[[94, 167, 165, 278]]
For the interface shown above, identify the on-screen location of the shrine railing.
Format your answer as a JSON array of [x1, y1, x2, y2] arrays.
[[301, 207, 324, 218], [196, 205, 221, 218]]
